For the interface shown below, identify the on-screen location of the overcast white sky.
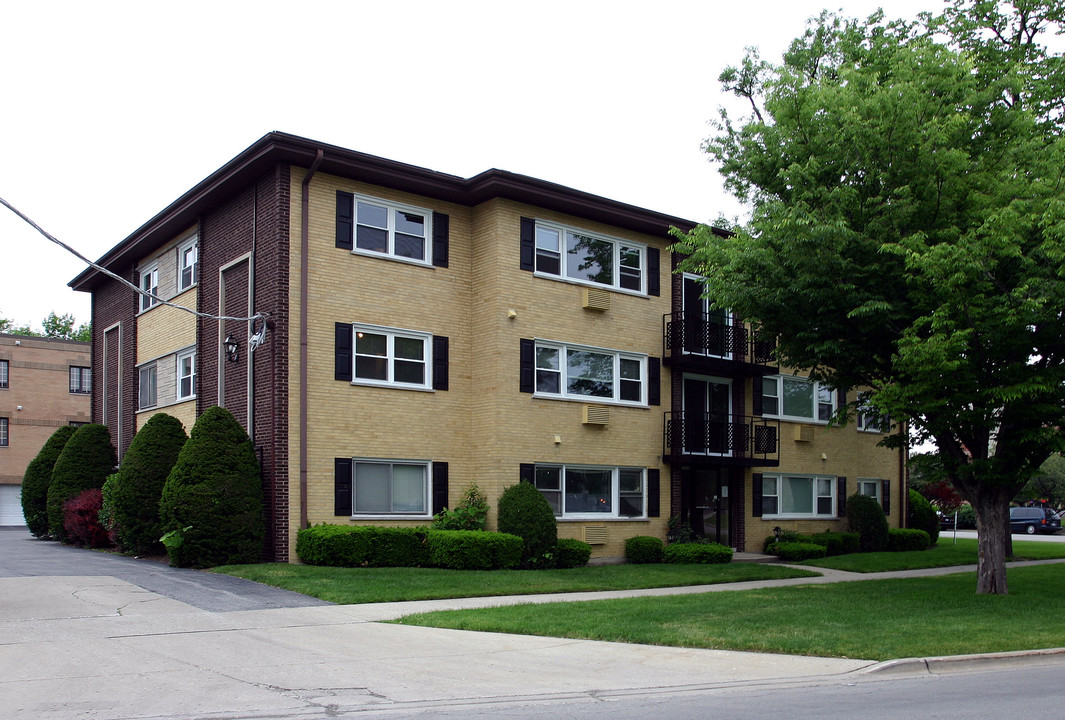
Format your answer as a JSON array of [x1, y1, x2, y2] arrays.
[[0, 0, 939, 330]]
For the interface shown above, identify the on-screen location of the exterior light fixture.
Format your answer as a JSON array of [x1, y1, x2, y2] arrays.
[[223, 335, 239, 363]]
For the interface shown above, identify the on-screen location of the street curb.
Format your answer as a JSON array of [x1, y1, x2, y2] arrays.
[[860, 647, 1065, 676]]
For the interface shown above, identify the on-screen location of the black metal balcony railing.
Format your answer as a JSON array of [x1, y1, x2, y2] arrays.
[[663, 313, 776, 368], [663, 412, 780, 465]]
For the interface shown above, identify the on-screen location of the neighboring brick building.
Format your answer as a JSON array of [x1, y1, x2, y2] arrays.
[[70, 132, 905, 562], [0, 333, 92, 525]]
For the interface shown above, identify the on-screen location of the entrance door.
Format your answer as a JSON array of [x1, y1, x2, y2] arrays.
[[683, 275, 730, 357], [683, 375, 732, 455], [690, 468, 730, 547]]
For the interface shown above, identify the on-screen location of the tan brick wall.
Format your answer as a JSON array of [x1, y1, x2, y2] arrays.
[[136, 287, 197, 364]]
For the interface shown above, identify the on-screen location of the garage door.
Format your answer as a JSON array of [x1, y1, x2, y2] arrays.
[[0, 485, 25, 526]]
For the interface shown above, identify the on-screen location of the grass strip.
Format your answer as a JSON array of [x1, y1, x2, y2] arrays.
[[395, 564, 1065, 661], [210, 562, 817, 604], [799, 538, 1065, 572]]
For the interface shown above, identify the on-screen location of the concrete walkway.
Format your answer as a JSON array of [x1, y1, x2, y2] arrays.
[[2, 529, 1064, 720]]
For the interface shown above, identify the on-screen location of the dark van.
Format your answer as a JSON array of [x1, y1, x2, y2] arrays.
[[1009, 506, 1062, 535]]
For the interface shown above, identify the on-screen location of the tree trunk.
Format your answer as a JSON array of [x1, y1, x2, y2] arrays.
[[973, 494, 1012, 594]]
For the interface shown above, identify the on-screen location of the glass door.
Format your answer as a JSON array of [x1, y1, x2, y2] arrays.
[[683, 274, 730, 358], [683, 374, 732, 455]]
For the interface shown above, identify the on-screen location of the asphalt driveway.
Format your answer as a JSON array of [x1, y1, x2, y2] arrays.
[[0, 527, 331, 612]]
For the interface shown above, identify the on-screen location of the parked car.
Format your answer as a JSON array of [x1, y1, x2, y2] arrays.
[[938, 511, 956, 530], [1009, 506, 1062, 535]]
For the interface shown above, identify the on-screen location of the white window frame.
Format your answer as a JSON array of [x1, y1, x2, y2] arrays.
[[349, 458, 431, 518], [139, 264, 159, 312], [178, 237, 199, 292], [533, 464, 646, 519], [138, 364, 157, 409], [69, 366, 91, 394], [762, 375, 835, 423], [349, 323, 432, 391], [533, 339, 646, 406], [533, 220, 646, 294], [351, 194, 433, 266], [176, 350, 196, 401], [762, 473, 836, 518], [857, 478, 882, 504], [856, 395, 890, 433], [0, 359, 8, 389], [0, 417, 8, 446]]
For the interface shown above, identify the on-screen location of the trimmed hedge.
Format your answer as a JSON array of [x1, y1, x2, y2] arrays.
[[664, 542, 733, 564], [806, 531, 860, 556], [21, 425, 76, 538], [497, 481, 558, 568], [768, 541, 828, 561], [887, 528, 931, 552], [555, 538, 592, 569], [47, 424, 116, 541], [295, 525, 524, 570], [625, 535, 665, 564]]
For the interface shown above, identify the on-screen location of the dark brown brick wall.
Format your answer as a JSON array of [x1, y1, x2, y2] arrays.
[[91, 270, 138, 459]]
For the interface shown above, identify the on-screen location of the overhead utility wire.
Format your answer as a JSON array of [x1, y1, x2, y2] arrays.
[[1, 195, 267, 324]]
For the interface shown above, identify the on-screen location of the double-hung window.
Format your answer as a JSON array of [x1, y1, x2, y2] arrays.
[[534, 341, 645, 405], [176, 350, 196, 400], [534, 221, 644, 293], [354, 196, 432, 264], [762, 474, 835, 517], [533, 464, 645, 518], [139, 264, 159, 312], [350, 323, 431, 390], [0, 417, 8, 446], [69, 366, 91, 394], [858, 478, 882, 504], [138, 365, 157, 409], [762, 375, 834, 422], [352, 459, 429, 516], [856, 394, 889, 433], [178, 238, 198, 291], [0, 359, 8, 389]]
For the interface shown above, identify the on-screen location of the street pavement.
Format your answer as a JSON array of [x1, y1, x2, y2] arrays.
[[1, 527, 1063, 720]]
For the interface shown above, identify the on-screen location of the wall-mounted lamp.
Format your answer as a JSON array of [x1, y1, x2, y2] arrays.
[[507, 309, 518, 319], [223, 335, 240, 363]]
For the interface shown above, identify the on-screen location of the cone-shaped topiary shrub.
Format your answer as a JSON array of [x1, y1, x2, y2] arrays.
[[907, 488, 940, 546], [21, 425, 77, 538], [109, 413, 187, 555], [159, 406, 264, 568], [846, 492, 890, 552], [47, 424, 116, 542], [496, 481, 557, 568]]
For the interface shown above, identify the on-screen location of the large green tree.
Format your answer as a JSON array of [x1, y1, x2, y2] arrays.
[[675, 1, 1065, 594]]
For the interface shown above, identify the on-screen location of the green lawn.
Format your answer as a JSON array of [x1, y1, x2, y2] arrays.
[[210, 562, 818, 604], [396, 564, 1065, 661], [798, 537, 1065, 572]]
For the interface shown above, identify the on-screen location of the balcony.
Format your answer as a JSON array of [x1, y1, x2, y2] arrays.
[[663, 312, 777, 376], [663, 412, 780, 466]]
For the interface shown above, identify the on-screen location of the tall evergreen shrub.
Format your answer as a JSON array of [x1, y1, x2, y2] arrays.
[[907, 488, 940, 546], [21, 425, 77, 537], [846, 492, 890, 552], [47, 424, 116, 542], [496, 481, 557, 568], [158, 406, 264, 568], [109, 413, 187, 555]]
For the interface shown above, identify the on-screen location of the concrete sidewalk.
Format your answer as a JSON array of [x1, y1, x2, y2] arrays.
[[3, 530, 1064, 720]]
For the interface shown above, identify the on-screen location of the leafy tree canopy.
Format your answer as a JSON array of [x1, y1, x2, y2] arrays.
[[0, 310, 89, 341], [674, 1, 1065, 594]]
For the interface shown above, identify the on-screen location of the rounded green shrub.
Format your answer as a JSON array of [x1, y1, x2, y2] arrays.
[[846, 492, 889, 552], [159, 406, 264, 568], [956, 504, 976, 529], [108, 413, 187, 555], [47, 424, 116, 542], [664, 542, 733, 564], [21, 425, 76, 538], [625, 535, 664, 564], [768, 541, 828, 561], [907, 489, 940, 546], [555, 538, 593, 568], [496, 481, 558, 568], [887, 528, 931, 552]]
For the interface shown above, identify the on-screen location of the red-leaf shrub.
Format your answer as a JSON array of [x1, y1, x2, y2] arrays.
[[63, 489, 112, 548]]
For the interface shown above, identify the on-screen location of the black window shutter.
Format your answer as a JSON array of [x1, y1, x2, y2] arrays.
[[647, 247, 660, 296], [519, 463, 535, 484], [752, 376, 764, 416], [837, 387, 847, 410], [432, 462, 449, 515], [336, 191, 354, 250], [432, 212, 449, 268], [335, 323, 352, 381], [432, 335, 449, 391], [648, 357, 661, 406], [519, 338, 535, 393], [647, 469, 660, 517], [520, 217, 536, 271], [752, 473, 763, 518], [882, 478, 891, 515], [837, 476, 848, 518], [334, 458, 353, 515]]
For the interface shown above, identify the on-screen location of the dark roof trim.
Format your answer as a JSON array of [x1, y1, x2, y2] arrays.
[[70, 131, 700, 291]]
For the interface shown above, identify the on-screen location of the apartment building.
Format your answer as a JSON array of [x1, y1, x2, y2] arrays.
[[70, 132, 904, 561], [0, 334, 92, 525]]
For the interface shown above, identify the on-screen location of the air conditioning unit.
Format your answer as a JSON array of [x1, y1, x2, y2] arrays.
[[582, 287, 611, 311], [582, 405, 610, 425], [582, 525, 608, 545], [794, 424, 814, 442]]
